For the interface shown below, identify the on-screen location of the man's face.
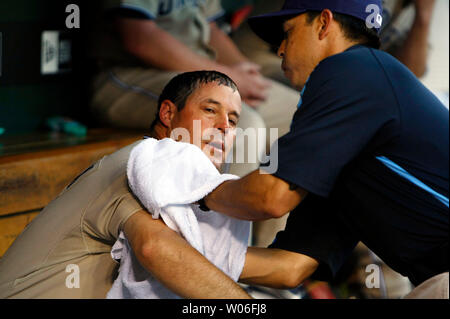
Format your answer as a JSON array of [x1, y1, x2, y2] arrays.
[[278, 14, 323, 91], [169, 82, 242, 169]]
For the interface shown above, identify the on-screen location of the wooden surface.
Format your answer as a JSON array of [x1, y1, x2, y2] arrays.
[[0, 128, 146, 158], [0, 211, 40, 257]]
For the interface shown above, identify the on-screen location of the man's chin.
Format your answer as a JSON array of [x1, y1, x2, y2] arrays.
[[202, 145, 225, 167], [285, 75, 299, 90], [283, 71, 303, 90]]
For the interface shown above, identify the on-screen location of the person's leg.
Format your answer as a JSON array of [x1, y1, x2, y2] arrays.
[[403, 272, 449, 299], [91, 67, 179, 129]]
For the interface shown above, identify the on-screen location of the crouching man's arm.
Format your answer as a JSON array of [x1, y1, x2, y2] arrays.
[[123, 210, 252, 299], [239, 247, 319, 289]]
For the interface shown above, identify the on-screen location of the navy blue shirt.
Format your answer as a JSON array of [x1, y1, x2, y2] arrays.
[[268, 45, 449, 286]]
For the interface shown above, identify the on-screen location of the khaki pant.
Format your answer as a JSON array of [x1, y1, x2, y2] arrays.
[[404, 272, 449, 299], [90, 66, 299, 247]]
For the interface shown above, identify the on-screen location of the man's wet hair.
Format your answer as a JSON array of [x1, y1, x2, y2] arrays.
[[150, 70, 238, 131], [306, 11, 381, 49]]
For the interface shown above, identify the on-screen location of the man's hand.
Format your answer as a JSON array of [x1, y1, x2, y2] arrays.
[[414, 0, 436, 23], [226, 62, 272, 108], [123, 210, 252, 299], [240, 247, 319, 289]]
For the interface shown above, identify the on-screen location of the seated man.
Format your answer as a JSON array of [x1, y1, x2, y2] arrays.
[[0, 71, 316, 299]]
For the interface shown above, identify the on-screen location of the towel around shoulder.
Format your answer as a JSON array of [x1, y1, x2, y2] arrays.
[[127, 137, 239, 219]]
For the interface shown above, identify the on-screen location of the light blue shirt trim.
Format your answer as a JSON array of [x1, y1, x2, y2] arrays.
[[297, 76, 310, 109], [119, 4, 156, 19], [297, 96, 303, 109], [376, 156, 449, 208]]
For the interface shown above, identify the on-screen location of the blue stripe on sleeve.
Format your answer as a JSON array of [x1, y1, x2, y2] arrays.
[[376, 156, 449, 208]]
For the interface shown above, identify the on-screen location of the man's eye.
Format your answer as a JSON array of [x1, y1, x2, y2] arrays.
[[229, 119, 237, 126], [283, 28, 292, 39], [205, 108, 215, 113]]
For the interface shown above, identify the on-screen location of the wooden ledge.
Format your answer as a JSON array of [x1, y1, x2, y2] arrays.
[[0, 128, 146, 257]]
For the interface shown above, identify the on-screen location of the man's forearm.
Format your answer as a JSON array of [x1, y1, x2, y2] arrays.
[[205, 171, 307, 221], [239, 247, 319, 289], [205, 173, 277, 221], [394, 18, 432, 77], [124, 211, 252, 299], [394, 2, 435, 77], [209, 22, 249, 66]]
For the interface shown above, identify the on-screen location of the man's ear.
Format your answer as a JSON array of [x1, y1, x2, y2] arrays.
[[159, 100, 178, 128], [317, 9, 333, 40]]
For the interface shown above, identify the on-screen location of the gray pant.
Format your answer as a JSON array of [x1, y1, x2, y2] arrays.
[[404, 272, 449, 299]]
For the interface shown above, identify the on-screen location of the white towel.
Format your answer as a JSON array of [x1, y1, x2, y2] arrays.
[[106, 138, 250, 299]]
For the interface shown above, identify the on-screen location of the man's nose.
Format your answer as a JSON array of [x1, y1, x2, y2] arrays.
[[215, 114, 231, 133], [277, 40, 286, 58]]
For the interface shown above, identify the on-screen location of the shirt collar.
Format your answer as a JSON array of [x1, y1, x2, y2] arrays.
[[345, 44, 366, 52]]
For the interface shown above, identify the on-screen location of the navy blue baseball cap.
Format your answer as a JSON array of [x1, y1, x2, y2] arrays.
[[248, 0, 383, 46]]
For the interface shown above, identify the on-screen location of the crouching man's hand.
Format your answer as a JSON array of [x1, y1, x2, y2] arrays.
[[240, 247, 319, 289]]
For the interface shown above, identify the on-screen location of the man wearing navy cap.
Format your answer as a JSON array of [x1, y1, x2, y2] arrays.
[[204, 0, 449, 298]]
